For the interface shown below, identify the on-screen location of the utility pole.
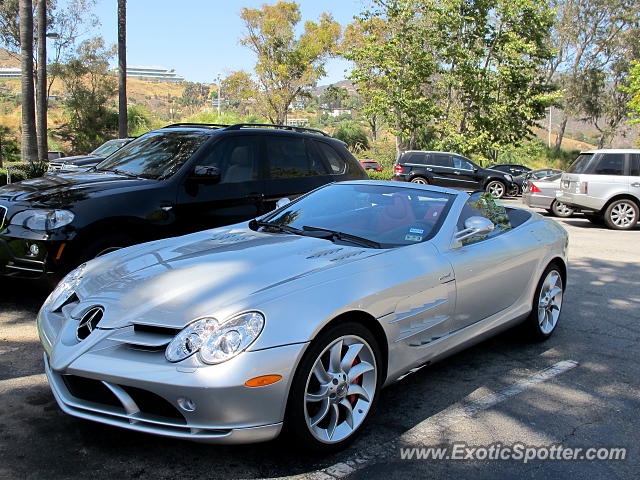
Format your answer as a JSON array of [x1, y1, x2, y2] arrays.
[[118, 0, 128, 138], [217, 74, 221, 118], [548, 106, 552, 149]]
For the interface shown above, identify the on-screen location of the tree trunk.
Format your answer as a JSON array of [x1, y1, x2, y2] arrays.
[[118, 0, 128, 138], [36, 0, 47, 161], [20, 0, 38, 164], [0, 134, 4, 169], [554, 114, 568, 153], [369, 115, 377, 142], [395, 134, 403, 158]]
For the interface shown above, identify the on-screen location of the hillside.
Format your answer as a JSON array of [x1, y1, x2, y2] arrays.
[[0, 48, 20, 68]]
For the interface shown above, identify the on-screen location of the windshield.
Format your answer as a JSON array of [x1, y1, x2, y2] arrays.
[[258, 183, 455, 248], [96, 130, 211, 179], [91, 139, 128, 156], [567, 154, 594, 174]]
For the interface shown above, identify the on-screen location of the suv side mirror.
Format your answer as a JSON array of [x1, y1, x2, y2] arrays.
[[454, 216, 495, 243], [189, 165, 221, 184]]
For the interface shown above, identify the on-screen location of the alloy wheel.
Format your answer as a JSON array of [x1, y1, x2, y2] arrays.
[[486, 181, 505, 198], [537, 270, 563, 335], [410, 177, 428, 185], [610, 201, 637, 228], [304, 335, 377, 444], [552, 201, 574, 218]]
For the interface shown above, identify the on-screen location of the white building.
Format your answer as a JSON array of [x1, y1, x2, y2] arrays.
[[0, 68, 21, 79], [126, 66, 185, 82]]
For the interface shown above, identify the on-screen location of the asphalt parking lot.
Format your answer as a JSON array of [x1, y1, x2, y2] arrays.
[[1, 200, 639, 480]]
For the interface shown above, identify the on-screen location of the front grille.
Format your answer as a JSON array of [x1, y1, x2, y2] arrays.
[[0, 205, 6, 230]]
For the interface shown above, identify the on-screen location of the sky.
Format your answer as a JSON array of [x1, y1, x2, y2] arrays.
[[76, 0, 370, 85]]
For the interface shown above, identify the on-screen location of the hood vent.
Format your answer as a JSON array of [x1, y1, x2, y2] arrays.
[[306, 248, 344, 259], [209, 231, 255, 243], [329, 250, 365, 262]]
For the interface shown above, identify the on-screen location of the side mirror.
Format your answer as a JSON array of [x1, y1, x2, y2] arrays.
[[275, 197, 291, 209], [454, 216, 495, 243], [189, 165, 221, 184]]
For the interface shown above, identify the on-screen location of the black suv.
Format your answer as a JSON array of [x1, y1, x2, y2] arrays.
[[0, 123, 367, 278], [393, 151, 516, 198]]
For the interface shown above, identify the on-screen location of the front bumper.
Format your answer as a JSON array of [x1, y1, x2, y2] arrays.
[[40, 303, 307, 444], [0, 233, 65, 278]]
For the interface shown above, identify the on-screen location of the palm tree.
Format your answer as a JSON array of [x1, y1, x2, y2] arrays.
[[118, 0, 127, 138], [36, 0, 47, 161], [20, 0, 38, 164]]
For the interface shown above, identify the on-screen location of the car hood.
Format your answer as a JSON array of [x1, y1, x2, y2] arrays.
[[0, 171, 154, 206], [57, 154, 104, 166], [75, 226, 384, 330]]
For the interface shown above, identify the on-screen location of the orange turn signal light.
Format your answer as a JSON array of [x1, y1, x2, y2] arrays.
[[244, 375, 282, 388]]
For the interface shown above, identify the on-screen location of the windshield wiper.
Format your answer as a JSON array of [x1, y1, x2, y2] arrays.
[[302, 226, 381, 249], [97, 168, 150, 179], [252, 220, 304, 235]]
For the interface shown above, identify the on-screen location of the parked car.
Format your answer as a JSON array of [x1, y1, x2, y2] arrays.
[[488, 163, 531, 177], [0, 123, 367, 278], [522, 174, 575, 217], [47, 151, 64, 161], [524, 168, 563, 181], [393, 151, 516, 198], [359, 159, 382, 172], [48, 138, 134, 172], [557, 149, 640, 230], [38, 181, 568, 450]]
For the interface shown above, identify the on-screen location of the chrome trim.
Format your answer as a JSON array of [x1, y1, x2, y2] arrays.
[[0, 205, 6, 230]]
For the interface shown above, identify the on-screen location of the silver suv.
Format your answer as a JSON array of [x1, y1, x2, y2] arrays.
[[558, 149, 640, 230]]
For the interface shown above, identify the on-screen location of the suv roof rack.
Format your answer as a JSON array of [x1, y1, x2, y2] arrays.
[[163, 123, 230, 129], [224, 123, 330, 137]]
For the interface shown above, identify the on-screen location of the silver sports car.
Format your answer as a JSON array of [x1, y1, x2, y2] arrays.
[[37, 181, 568, 450]]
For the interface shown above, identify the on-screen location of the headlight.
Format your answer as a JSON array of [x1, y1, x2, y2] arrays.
[[45, 263, 87, 311], [505, 174, 513, 182], [165, 311, 265, 364], [11, 209, 74, 231]]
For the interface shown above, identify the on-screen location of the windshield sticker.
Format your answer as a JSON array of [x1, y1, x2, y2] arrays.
[[409, 227, 425, 234], [405, 234, 423, 242]]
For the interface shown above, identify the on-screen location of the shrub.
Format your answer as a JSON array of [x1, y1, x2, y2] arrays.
[[366, 170, 393, 180], [333, 121, 369, 151]]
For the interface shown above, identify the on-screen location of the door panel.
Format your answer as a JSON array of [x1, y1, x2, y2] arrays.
[[428, 154, 456, 187], [175, 135, 266, 232], [452, 156, 482, 190]]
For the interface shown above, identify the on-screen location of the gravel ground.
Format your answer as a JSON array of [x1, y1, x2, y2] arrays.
[[1, 200, 638, 480]]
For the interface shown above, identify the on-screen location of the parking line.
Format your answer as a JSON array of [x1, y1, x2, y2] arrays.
[[300, 360, 579, 480]]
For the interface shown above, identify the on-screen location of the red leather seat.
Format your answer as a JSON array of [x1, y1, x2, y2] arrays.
[[374, 194, 415, 232]]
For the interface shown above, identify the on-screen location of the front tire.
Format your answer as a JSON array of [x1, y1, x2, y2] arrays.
[[604, 199, 639, 230], [521, 264, 564, 341], [550, 200, 575, 218], [284, 322, 381, 452], [485, 180, 506, 198]]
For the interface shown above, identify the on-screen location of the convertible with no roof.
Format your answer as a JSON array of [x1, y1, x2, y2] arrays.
[[37, 181, 568, 450]]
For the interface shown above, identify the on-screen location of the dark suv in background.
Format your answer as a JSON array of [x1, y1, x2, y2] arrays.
[[0, 123, 367, 278], [393, 150, 516, 198]]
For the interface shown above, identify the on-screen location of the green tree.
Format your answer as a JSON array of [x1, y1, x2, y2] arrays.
[[56, 38, 118, 153], [179, 82, 210, 113], [239, 1, 341, 124], [547, 0, 640, 152], [333, 121, 369, 151], [0, 126, 20, 167], [625, 61, 640, 135], [220, 70, 258, 115]]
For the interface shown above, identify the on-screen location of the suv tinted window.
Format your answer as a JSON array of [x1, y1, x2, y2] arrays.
[[197, 136, 260, 183], [453, 157, 474, 170], [315, 141, 346, 174], [567, 153, 594, 174], [630, 154, 640, 176], [402, 152, 427, 165], [267, 137, 328, 178], [594, 154, 625, 175], [430, 154, 452, 167]]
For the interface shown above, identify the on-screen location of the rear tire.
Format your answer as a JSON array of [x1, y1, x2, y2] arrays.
[[550, 200, 575, 218], [410, 176, 429, 185], [603, 199, 639, 230], [283, 322, 382, 452], [520, 264, 564, 341]]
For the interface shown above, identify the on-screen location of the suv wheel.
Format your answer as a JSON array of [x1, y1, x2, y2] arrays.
[[604, 199, 639, 230], [410, 176, 429, 185], [485, 180, 506, 198], [550, 200, 574, 218]]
